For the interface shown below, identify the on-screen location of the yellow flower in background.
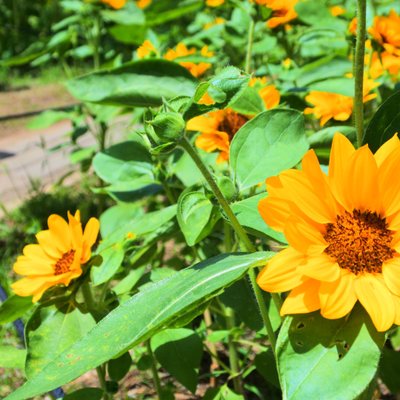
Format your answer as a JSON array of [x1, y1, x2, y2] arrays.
[[330, 5, 345, 17], [136, 0, 152, 8], [204, 17, 225, 29], [12, 211, 100, 302], [304, 92, 353, 126], [369, 51, 400, 79], [187, 109, 249, 163], [137, 40, 158, 58], [206, 0, 224, 6], [264, 0, 298, 29], [164, 44, 213, 78], [249, 77, 281, 110], [257, 133, 400, 332], [369, 9, 400, 56], [348, 17, 357, 35], [101, 0, 127, 8], [304, 79, 378, 126]]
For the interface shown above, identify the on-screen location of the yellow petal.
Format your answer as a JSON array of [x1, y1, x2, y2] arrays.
[[319, 271, 357, 318], [382, 258, 400, 296], [392, 294, 400, 325], [297, 253, 340, 282], [257, 247, 305, 293], [68, 211, 83, 249], [354, 274, 395, 332], [47, 214, 72, 250], [258, 196, 290, 232], [81, 218, 100, 263], [13, 256, 54, 276], [36, 230, 65, 259], [23, 244, 54, 262], [280, 279, 321, 315]]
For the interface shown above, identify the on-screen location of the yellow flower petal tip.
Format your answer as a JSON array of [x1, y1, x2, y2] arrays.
[[12, 211, 100, 302], [101, 0, 127, 9], [257, 133, 400, 332]]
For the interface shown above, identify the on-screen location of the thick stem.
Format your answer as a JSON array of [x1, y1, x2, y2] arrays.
[[245, 18, 255, 74], [354, 0, 367, 148], [96, 366, 111, 400], [146, 340, 163, 398], [179, 136, 278, 353]]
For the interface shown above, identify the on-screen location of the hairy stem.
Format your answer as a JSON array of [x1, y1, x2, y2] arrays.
[[245, 18, 255, 74], [354, 0, 367, 147]]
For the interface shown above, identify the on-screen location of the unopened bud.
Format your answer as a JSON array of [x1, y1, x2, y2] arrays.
[[149, 112, 185, 142]]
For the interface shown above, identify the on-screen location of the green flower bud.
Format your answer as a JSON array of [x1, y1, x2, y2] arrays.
[[149, 112, 185, 142]]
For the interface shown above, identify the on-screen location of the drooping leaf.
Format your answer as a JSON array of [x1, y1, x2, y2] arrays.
[[363, 89, 400, 152], [107, 351, 132, 382], [0, 295, 34, 324], [7, 252, 271, 399], [276, 305, 385, 400], [230, 109, 308, 191], [151, 328, 203, 393], [63, 388, 104, 400], [66, 59, 197, 107]]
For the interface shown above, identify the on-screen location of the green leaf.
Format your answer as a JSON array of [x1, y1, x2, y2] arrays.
[[228, 86, 264, 115], [231, 194, 287, 243], [146, 0, 202, 26], [64, 388, 104, 400], [308, 77, 354, 97], [0, 295, 34, 324], [299, 29, 348, 59], [203, 384, 244, 400], [7, 252, 271, 399], [230, 109, 308, 191], [92, 140, 153, 185], [308, 126, 356, 148], [25, 304, 96, 379], [254, 348, 280, 388], [152, 328, 203, 393], [27, 110, 71, 130], [177, 189, 218, 246], [108, 24, 147, 45], [66, 59, 197, 107], [0, 346, 26, 369], [276, 305, 385, 400], [108, 351, 132, 382], [380, 348, 400, 394], [363, 89, 400, 152]]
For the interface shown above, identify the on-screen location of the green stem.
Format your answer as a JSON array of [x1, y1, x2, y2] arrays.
[[96, 366, 111, 400], [245, 18, 255, 74], [179, 136, 278, 353], [225, 307, 244, 394], [146, 340, 163, 398], [354, 0, 367, 148]]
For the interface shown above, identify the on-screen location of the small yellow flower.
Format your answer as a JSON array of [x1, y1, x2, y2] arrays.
[[204, 17, 225, 30], [348, 17, 357, 35], [12, 211, 100, 302], [187, 109, 249, 163], [257, 133, 400, 332], [249, 77, 281, 110], [263, 0, 298, 29], [369, 9, 400, 56], [137, 40, 158, 59], [136, 0, 152, 8], [206, 0, 224, 6], [101, 0, 127, 9], [164, 43, 212, 78], [369, 51, 400, 79], [330, 5, 345, 17]]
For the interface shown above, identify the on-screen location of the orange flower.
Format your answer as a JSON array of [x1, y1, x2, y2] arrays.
[[137, 40, 158, 59], [187, 109, 249, 163], [264, 0, 298, 29], [330, 5, 345, 17], [304, 79, 378, 126], [12, 211, 100, 302], [257, 133, 400, 332], [136, 0, 152, 8], [304, 92, 353, 126], [369, 10, 400, 56], [164, 44, 213, 78], [101, 0, 127, 9], [250, 77, 281, 110], [369, 51, 400, 79], [348, 17, 357, 35], [206, 0, 224, 6]]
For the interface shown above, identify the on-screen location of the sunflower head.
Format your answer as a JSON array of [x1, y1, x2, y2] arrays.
[[257, 133, 400, 332], [12, 211, 100, 302]]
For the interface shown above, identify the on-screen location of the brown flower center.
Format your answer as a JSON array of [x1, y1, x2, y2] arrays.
[[218, 110, 248, 140], [54, 249, 75, 275], [323, 210, 395, 275]]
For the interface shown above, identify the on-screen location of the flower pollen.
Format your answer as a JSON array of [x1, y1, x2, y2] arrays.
[[218, 110, 248, 139], [54, 249, 75, 275], [324, 210, 395, 275]]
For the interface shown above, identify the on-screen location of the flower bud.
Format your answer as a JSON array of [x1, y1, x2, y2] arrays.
[[149, 112, 185, 142]]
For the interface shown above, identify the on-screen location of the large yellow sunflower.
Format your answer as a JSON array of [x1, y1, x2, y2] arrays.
[[257, 133, 400, 332], [12, 211, 100, 302]]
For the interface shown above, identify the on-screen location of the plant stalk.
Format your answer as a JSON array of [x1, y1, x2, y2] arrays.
[[179, 136, 278, 353], [245, 18, 255, 74], [146, 340, 163, 398], [354, 0, 367, 148]]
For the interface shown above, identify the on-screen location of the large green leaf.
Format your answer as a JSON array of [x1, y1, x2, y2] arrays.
[[25, 304, 96, 378], [231, 194, 287, 243], [0, 295, 34, 324], [0, 346, 26, 369], [276, 305, 385, 400], [151, 328, 203, 393], [66, 59, 197, 107], [363, 89, 400, 152], [6, 252, 271, 399], [230, 109, 308, 191]]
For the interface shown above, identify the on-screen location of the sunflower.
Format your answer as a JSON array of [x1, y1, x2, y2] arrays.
[[249, 77, 281, 110], [263, 0, 298, 29], [187, 109, 249, 163], [257, 133, 400, 332], [12, 211, 100, 302], [137, 40, 158, 59], [369, 9, 400, 56], [101, 0, 127, 9]]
